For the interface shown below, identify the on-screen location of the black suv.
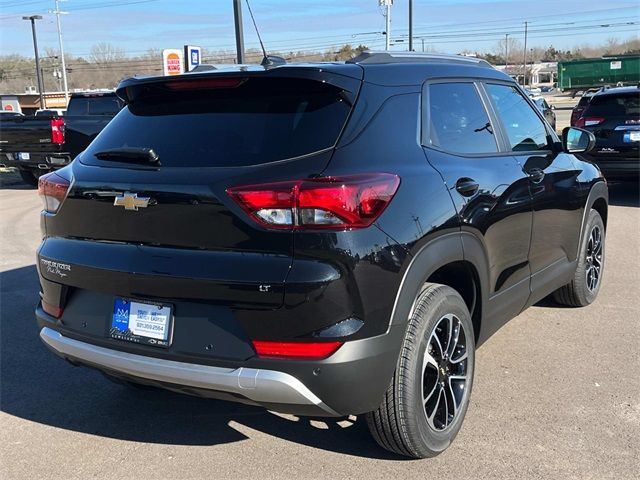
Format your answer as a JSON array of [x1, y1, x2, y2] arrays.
[[36, 52, 608, 458], [575, 86, 640, 180]]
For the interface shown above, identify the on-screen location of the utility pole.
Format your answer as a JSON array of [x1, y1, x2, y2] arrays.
[[408, 0, 413, 51], [380, 0, 393, 51], [422, 38, 425, 52], [23, 15, 45, 108], [233, 0, 245, 64], [51, 0, 69, 104], [523, 21, 528, 86], [505, 33, 509, 72]]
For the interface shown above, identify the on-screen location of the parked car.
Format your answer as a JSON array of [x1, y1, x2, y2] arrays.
[[35, 108, 66, 117], [575, 85, 640, 180], [571, 89, 599, 126], [35, 52, 607, 459], [0, 91, 123, 185], [531, 95, 556, 130]]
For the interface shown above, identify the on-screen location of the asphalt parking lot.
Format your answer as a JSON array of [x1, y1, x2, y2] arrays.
[[1, 171, 638, 480]]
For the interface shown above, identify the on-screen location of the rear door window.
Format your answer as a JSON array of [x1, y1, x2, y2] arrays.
[[82, 77, 354, 167], [486, 84, 549, 152], [425, 82, 499, 154]]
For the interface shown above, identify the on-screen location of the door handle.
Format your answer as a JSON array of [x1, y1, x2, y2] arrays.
[[527, 167, 545, 183], [455, 177, 479, 197]]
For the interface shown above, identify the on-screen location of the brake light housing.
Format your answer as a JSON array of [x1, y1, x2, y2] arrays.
[[576, 116, 605, 128], [227, 173, 400, 230], [51, 118, 65, 145], [38, 170, 71, 213], [252, 340, 342, 359]]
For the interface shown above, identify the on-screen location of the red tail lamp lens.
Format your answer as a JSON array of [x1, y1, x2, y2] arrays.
[[227, 173, 400, 230], [38, 171, 71, 213], [252, 340, 343, 359], [42, 300, 63, 318], [51, 118, 65, 145], [575, 116, 605, 128]]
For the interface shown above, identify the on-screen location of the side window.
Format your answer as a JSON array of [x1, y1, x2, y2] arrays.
[[426, 82, 498, 155], [486, 84, 549, 152]]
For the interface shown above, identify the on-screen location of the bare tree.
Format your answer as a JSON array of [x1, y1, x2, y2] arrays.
[[90, 43, 126, 64]]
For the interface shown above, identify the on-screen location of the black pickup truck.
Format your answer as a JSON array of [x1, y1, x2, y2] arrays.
[[0, 91, 123, 185]]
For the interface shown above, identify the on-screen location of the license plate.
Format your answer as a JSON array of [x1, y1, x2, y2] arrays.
[[18, 152, 30, 160], [629, 131, 640, 142], [110, 298, 173, 348]]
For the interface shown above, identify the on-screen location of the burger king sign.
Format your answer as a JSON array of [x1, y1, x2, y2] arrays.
[[162, 49, 184, 76]]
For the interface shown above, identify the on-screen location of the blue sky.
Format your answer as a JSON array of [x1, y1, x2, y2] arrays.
[[0, 0, 638, 58]]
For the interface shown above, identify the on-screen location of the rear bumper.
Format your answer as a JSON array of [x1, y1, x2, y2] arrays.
[[36, 306, 404, 416], [0, 151, 72, 170], [40, 326, 339, 415]]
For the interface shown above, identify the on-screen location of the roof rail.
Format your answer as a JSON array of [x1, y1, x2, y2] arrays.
[[347, 51, 492, 67]]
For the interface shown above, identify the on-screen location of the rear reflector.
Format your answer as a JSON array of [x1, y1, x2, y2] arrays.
[[252, 340, 342, 359], [38, 170, 71, 213], [42, 300, 63, 318], [51, 118, 65, 145], [227, 173, 400, 230]]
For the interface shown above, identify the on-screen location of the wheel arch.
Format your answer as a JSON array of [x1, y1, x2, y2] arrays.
[[389, 232, 488, 344]]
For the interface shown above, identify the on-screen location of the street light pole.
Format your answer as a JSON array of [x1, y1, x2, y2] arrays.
[[51, 0, 69, 104], [505, 33, 509, 72], [233, 0, 245, 64], [380, 0, 393, 51], [23, 15, 45, 108], [408, 0, 413, 51], [523, 21, 529, 86]]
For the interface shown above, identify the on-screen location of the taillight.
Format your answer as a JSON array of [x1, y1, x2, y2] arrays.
[[576, 116, 605, 128], [42, 300, 64, 318], [252, 340, 342, 359], [227, 173, 400, 230], [51, 118, 65, 145], [38, 171, 71, 213], [164, 77, 247, 90]]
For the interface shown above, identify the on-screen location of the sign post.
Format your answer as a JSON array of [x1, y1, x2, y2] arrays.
[[184, 45, 202, 72], [162, 49, 184, 76]]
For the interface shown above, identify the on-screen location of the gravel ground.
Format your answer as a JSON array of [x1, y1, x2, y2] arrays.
[[0, 170, 638, 480]]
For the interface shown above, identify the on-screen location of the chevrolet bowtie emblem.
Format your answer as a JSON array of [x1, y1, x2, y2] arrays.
[[113, 192, 150, 211]]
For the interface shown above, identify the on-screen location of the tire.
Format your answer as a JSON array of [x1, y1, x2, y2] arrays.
[[18, 168, 40, 187], [553, 209, 605, 307], [366, 283, 475, 458]]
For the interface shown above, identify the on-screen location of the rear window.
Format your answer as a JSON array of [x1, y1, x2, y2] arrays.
[[82, 77, 354, 168], [586, 92, 640, 117], [67, 95, 123, 116]]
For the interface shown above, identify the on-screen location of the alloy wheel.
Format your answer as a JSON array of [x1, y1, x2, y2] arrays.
[[585, 225, 603, 292], [421, 313, 469, 431]]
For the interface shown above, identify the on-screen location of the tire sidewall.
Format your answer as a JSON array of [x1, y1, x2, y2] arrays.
[[578, 210, 605, 305], [402, 286, 475, 455]]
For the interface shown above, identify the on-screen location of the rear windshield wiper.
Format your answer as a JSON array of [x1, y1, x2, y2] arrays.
[[94, 147, 160, 165]]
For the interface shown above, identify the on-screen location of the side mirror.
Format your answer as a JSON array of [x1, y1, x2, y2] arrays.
[[550, 104, 556, 110], [562, 127, 595, 154]]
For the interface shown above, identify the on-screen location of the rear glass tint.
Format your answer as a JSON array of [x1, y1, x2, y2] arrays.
[[83, 77, 354, 168], [586, 92, 640, 117], [67, 96, 123, 116]]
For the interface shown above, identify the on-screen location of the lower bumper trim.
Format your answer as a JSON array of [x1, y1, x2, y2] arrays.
[[39, 327, 338, 415]]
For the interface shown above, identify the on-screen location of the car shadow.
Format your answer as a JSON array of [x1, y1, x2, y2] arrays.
[[0, 170, 34, 190], [607, 181, 639, 207], [0, 264, 403, 460]]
